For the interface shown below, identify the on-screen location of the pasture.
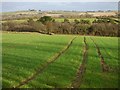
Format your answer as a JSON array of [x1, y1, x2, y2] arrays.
[[2, 18, 95, 23], [2, 32, 119, 88]]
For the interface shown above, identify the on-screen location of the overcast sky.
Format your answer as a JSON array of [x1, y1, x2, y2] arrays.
[[1, 0, 119, 2], [2, 2, 118, 12]]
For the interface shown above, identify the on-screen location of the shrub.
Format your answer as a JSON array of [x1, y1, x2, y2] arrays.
[[80, 19, 90, 24], [37, 16, 54, 24]]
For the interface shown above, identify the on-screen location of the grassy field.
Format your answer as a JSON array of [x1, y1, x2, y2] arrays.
[[2, 32, 119, 88], [2, 19, 28, 23], [2, 17, 118, 24], [2, 18, 95, 23], [81, 37, 118, 88], [2, 17, 119, 25], [55, 18, 95, 23]]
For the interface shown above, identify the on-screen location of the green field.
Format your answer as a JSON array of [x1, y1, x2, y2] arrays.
[[2, 32, 119, 88], [2, 17, 119, 25], [55, 18, 95, 23], [2, 18, 95, 23]]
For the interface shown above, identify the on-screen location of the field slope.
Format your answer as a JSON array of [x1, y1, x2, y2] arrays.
[[2, 32, 119, 88]]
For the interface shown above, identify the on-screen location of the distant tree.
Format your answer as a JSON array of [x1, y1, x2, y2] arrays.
[[27, 18, 34, 23], [90, 23, 118, 36], [93, 18, 116, 24], [37, 16, 54, 24], [64, 18, 69, 23], [74, 19, 79, 24], [52, 19, 55, 22], [32, 22, 47, 33], [80, 19, 90, 24], [79, 24, 90, 35], [51, 22, 60, 33], [2, 21, 16, 31], [27, 18, 34, 26], [45, 22, 53, 34], [61, 22, 71, 34]]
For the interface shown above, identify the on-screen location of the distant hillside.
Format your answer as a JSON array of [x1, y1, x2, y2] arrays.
[[2, 10, 118, 20]]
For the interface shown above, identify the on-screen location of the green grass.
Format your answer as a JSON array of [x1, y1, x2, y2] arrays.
[[91, 37, 119, 88], [20, 36, 84, 88], [55, 18, 95, 23], [2, 32, 119, 88], [80, 37, 102, 88], [2, 19, 27, 23], [2, 32, 73, 87], [81, 37, 118, 88], [93, 37, 118, 69], [2, 19, 38, 23], [2, 18, 95, 23]]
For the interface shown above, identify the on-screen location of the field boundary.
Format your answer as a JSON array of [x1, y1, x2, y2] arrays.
[[13, 37, 76, 88], [71, 37, 88, 88], [90, 37, 111, 72]]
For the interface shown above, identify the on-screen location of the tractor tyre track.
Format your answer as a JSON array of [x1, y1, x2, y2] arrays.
[[99, 38, 118, 60], [14, 37, 76, 88], [71, 37, 88, 88], [90, 37, 112, 72]]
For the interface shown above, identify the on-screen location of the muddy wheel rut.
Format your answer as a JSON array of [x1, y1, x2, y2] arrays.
[[90, 37, 112, 72], [71, 37, 88, 88], [13, 37, 76, 88]]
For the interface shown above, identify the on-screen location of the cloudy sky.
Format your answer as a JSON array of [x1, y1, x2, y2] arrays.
[[2, 2, 118, 12], [1, 0, 119, 2]]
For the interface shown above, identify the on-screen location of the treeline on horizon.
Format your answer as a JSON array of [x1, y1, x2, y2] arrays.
[[2, 16, 119, 37]]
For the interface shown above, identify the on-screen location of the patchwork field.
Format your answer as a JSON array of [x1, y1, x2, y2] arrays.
[[2, 18, 95, 23], [2, 32, 119, 88]]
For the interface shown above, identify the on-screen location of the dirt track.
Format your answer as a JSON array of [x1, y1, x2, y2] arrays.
[[90, 37, 111, 72], [71, 37, 88, 88]]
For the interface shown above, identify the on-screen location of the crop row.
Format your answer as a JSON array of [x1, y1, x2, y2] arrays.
[[2, 33, 73, 87], [2, 33, 119, 88]]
